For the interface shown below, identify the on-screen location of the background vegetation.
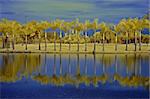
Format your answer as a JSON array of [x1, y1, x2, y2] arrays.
[[0, 14, 149, 52]]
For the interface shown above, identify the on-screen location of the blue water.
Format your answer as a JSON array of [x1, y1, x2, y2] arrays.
[[0, 54, 149, 98]]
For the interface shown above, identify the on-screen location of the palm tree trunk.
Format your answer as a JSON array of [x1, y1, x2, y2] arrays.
[[60, 31, 62, 52], [93, 30, 96, 53], [69, 40, 71, 51], [60, 37, 62, 52], [76, 30, 79, 52], [38, 32, 41, 50], [69, 31, 71, 51], [125, 32, 128, 51], [44, 32, 47, 51], [6, 35, 9, 51], [139, 31, 141, 51], [85, 32, 87, 51], [115, 33, 118, 51], [77, 39, 79, 52], [25, 34, 28, 50], [12, 34, 15, 50], [54, 32, 56, 51], [134, 32, 137, 51], [2, 34, 5, 48], [69, 41, 71, 52], [102, 32, 105, 51]]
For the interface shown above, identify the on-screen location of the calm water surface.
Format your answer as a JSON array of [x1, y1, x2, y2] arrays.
[[0, 53, 149, 98]]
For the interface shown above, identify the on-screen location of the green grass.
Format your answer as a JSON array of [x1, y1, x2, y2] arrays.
[[0, 43, 149, 53]]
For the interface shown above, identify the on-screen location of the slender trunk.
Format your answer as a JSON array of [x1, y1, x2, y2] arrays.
[[125, 32, 128, 51], [76, 30, 79, 52], [139, 31, 141, 51], [60, 31, 62, 52], [12, 34, 15, 50], [77, 39, 79, 52], [45, 32, 47, 51], [6, 35, 9, 51], [54, 32, 56, 51], [93, 30, 96, 53], [2, 34, 5, 48], [69, 31, 71, 51], [69, 40, 71, 51], [134, 32, 137, 51], [102, 32, 105, 51], [38, 31, 41, 50], [115, 33, 118, 51], [60, 37, 62, 52], [85, 32, 87, 51], [25, 34, 28, 50]]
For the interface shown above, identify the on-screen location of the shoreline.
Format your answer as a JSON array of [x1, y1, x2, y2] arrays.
[[0, 43, 149, 54], [0, 50, 149, 54]]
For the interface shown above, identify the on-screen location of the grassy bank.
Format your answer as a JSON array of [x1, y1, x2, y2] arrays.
[[0, 43, 149, 54]]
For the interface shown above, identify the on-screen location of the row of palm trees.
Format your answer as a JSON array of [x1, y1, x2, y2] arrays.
[[0, 18, 149, 52]]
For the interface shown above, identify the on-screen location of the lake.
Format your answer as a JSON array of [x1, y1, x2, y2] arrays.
[[0, 53, 149, 98]]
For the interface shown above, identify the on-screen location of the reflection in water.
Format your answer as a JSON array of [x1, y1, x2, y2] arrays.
[[0, 53, 149, 89], [0, 54, 41, 82]]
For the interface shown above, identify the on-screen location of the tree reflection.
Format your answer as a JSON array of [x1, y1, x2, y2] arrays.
[[0, 54, 41, 82], [0, 53, 149, 89]]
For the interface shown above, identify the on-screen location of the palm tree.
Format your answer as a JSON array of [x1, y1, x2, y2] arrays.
[[51, 21, 58, 51], [56, 19, 64, 52], [118, 19, 130, 51], [40, 21, 51, 51], [73, 18, 80, 52], [0, 19, 21, 50], [92, 18, 99, 53], [10, 21, 21, 50], [36, 21, 45, 50], [66, 22, 72, 51], [138, 19, 149, 51], [84, 20, 90, 52], [129, 18, 145, 51], [0, 19, 10, 49], [22, 21, 37, 50], [61, 21, 71, 51], [114, 25, 118, 51], [137, 20, 143, 51], [130, 18, 138, 51], [99, 22, 108, 51]]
